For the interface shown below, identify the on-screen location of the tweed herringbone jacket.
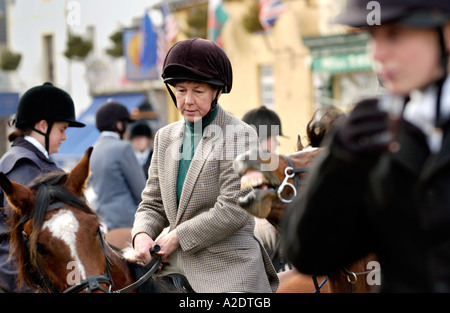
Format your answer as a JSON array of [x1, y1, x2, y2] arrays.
[[132, 106, 279, 293]]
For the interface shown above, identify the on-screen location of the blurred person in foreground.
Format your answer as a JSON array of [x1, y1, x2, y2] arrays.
[[132, 38, 278, 293], [283, 0, 450, 292], [0, 82, 85, 292]]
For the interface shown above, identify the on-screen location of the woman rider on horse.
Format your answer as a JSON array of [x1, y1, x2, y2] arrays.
[[0, 82, 84, 292]]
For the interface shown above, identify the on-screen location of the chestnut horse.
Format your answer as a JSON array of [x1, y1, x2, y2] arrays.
[[0, 147, 177, 293], [233, 148, 379, 293]]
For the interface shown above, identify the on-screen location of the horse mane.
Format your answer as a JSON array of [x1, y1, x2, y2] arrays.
[[119, 246, 177, 293], [8, 170, 95, 289], [126, 260, 176, 293], [306, 106, 344, 148]]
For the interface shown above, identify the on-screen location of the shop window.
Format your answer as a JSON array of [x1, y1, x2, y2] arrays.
[[259, 65, 275, 110], [333, 70, 380, 110]]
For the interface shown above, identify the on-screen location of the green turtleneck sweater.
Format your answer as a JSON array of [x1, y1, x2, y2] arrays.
[[176, 107, 218, 205]]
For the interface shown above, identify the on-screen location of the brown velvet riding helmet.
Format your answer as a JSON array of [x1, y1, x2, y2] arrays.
[[162, 37, 233, 93]]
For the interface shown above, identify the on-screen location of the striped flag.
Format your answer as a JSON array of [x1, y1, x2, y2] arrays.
[[207, 0, 229, 47], [162, 3, 179, 45], [156, 2, 180, 74], [157, 3, 180, 74], [156, 29, 166, 75], [259, 0, 287, 31]]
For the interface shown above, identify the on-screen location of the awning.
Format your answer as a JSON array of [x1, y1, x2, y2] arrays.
[[53, 92, 146, 169], [0, 92, 19, 119], [311, 53, 373, 73]]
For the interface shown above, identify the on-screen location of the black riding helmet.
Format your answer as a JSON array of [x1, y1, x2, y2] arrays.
[[161, 38, 233, 114], [242, 106, 286, 138], [334, 0, 450, 28], [14, 82, 85, 128], [96, 101, 133, 139], [12, 82, 85, 152], [130, 122, 152, 139], [335, 0, 450, 128]]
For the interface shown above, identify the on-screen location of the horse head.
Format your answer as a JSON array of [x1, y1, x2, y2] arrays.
[[233, 148, 321, 226], [0, 147, 116, 292], [0, 147, 183, 293]]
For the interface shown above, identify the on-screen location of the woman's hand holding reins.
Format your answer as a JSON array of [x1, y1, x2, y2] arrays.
[[155, 229, 180, 263], [133, 232, 156, 265]]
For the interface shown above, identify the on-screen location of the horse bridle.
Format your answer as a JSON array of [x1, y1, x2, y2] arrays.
[[23, 229, 114, 293], [21, 201, 161, 293], [277, 155, 309, 203], [21, 201, 115, 293]]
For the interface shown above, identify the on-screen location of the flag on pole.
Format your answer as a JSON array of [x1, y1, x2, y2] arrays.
[[139, 11, 157, 71], [156, 30, 166, 75], [259, 0, 287, 31], [123, 11, 158, 80], [157, 3, 180, 74], [207, 0, 229, 47], [162, 3, 179, 45]]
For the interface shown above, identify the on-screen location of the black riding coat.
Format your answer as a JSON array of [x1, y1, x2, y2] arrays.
[[283, 118, 450, 292]]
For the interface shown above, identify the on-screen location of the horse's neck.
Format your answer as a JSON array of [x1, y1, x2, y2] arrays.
[[327, 254, 378, 293], [289, 147, 321, 168], [106, 246, 135, 289]]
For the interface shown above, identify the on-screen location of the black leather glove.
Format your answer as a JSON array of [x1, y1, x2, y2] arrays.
[[335, 98, 392, 156]]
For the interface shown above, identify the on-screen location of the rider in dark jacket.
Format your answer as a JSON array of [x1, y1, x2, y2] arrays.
[[283, 1, 450, 292], [0, 82, 84, 292]]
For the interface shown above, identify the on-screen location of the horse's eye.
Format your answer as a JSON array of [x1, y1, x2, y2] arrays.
[[36, 243, 49, 255]]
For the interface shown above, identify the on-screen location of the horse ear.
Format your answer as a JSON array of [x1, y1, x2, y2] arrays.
[[296, 135, 304, 152], [0, 172, 35, 217], [66, 147, 93, 196]]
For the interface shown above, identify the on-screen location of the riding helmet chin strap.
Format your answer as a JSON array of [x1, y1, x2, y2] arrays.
[[32, 120, 54, 155], [202, 88, 222, 122], [434, 26, 449, 129], [165, 83, 177, 106], [117, 121, 127, 140], [164, 83, 222, 121]]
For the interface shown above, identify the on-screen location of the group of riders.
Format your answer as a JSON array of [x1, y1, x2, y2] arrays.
[[1, 0, 450, 293]]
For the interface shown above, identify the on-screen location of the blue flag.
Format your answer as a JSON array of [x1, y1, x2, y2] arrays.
[[139, 12, 157, 71]]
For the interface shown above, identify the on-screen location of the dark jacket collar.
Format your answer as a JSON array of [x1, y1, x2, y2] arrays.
[[12, 137, 52, 164]]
